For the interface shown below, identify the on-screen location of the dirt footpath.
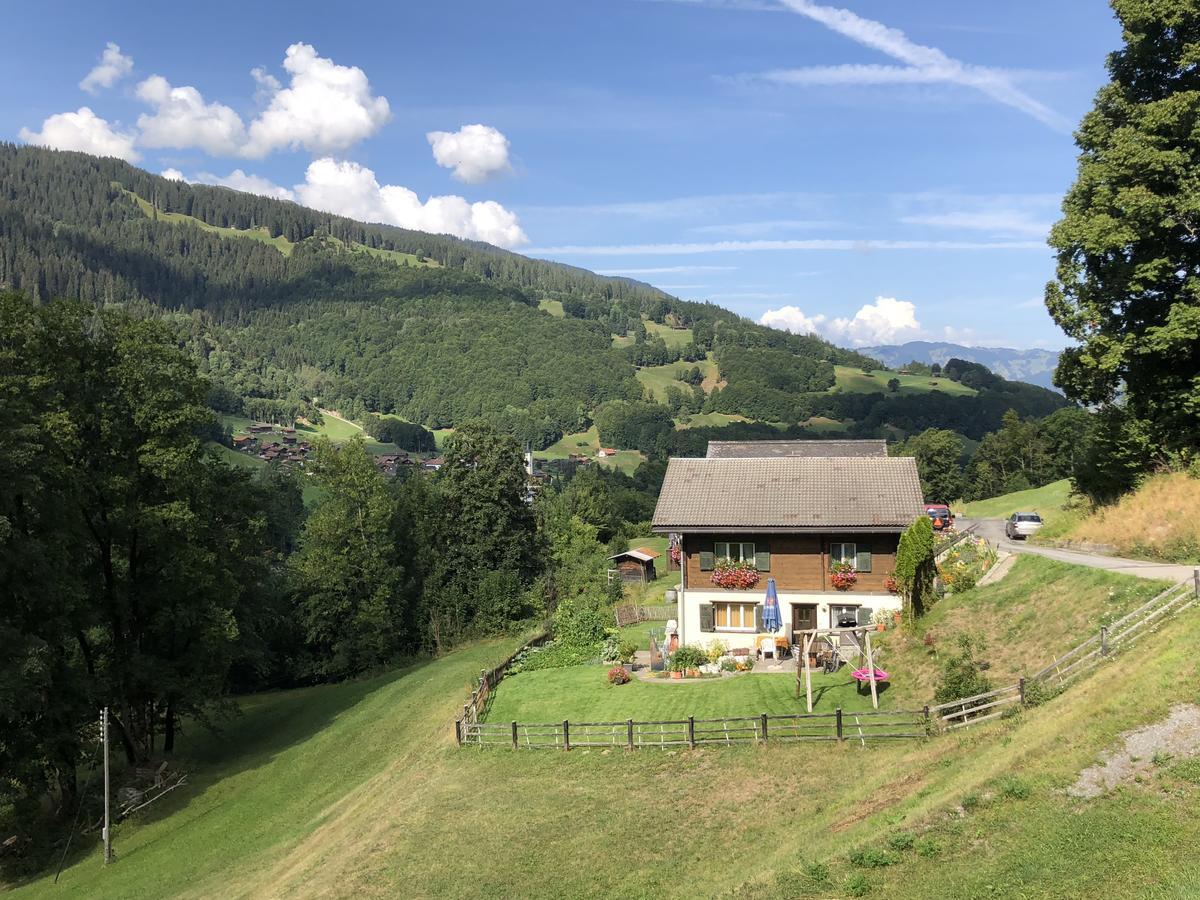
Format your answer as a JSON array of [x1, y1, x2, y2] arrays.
[[1069, 704, 1200, 798]]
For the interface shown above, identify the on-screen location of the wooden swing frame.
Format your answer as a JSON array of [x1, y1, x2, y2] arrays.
[[795, 625, 881, 712]]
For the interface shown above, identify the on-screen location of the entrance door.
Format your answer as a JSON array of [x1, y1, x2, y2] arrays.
[[791, 604, 817, 642]]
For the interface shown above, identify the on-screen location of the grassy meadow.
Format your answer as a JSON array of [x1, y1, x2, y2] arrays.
[[635, 357, 718, 402], [834, 365, 978, 396], [18, 557, 1200, 899], [537, 425, 643, 474], [1066, 472, 1200, 563]]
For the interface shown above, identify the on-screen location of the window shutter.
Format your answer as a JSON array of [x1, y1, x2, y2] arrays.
[[699, 550, 715, 571], [754, 547, 771, 572], [754, 604, 764, 632], [856, 545, 872, 573], [857, 606, 873, 627], [699, 603, 715, 632]]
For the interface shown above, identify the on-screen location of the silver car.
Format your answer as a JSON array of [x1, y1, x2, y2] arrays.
[[1005, 512, 1043, 540]]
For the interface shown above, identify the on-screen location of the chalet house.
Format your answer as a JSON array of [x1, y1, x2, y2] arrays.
[[422, 457, 444, 471], [609, 547, 660, 584], [596, 448, 617, 458], [652, 441, 922, 649], [231, 435, 255, 450]]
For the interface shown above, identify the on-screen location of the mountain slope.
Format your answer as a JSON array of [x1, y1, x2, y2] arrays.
[[17, 561, 1200, 899], [864, 340, 1061, 390]]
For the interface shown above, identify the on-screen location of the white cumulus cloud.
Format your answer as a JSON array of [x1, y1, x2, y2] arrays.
[[19, 107, 140, 161], [294, 158, 527, 248], [135, 75, 248, 156], [161, 167, 186, 180], [243, 43, 391, 158], [759, 305, 827, 335], [426, 124, 512, 183], [760, 296, 922, 346], [80, 42, 134, 94]]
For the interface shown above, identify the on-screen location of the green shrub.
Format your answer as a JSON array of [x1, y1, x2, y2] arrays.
[[848, 847, 897, 868], [961, 792, 981, 811], [844, 872, 872, 896], [996, 776, 1032, 800], [719, 657, 739, 673], [617, 640, 639, 664], [934, 633, 993, 707], [1020, 677, 1060, 708], [669, 644, 708, 671], [885, 831, 914, 852]]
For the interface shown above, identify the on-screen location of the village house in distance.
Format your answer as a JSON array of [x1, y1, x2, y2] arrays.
[[652, 440, 923, 649]]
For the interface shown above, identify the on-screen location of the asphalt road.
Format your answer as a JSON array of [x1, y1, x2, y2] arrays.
[[959, 517, 1199, 585]]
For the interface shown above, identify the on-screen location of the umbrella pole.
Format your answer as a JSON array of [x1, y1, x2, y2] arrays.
[[803, 631, 815, 712], [864, 629, 879, 710]]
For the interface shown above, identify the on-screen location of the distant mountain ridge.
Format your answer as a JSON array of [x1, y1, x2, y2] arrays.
[[862, 341, 1062, 391]]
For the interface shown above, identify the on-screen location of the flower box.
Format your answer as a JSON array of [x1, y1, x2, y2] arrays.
[[711, 560, 760, 590], [830, 562, 858, 591]]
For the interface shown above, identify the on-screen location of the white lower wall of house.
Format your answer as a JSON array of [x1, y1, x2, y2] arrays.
[[678, 589, 902, 649]]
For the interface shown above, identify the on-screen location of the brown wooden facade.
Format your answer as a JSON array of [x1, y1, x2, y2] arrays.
[[682, 532, 900, 593]]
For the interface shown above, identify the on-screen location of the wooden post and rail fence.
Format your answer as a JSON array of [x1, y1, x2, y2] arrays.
[[457, 571, 1199, 749], [930, 571, 1199, 730], [613, 603, 674, 628]]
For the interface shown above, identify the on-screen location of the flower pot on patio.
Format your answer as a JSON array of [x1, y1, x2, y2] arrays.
[[671, 670, 683, 679], [686, 667, 700, 678], [876, 623, 885, 632], [893, 612, 902, 627]]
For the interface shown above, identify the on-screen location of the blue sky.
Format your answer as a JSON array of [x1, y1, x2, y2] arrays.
[[2, 0, 1120, 349]]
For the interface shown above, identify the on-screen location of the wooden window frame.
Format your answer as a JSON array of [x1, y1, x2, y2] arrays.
[[714, 601, 757, 633], [714, 541, 756, 563], [830, 542, 857, 567]]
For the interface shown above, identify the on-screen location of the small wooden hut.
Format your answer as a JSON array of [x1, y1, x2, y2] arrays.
[[608, 547, 661, 584]]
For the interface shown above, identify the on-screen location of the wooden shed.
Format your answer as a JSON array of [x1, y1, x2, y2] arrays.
[[608, 547, 661, 584]]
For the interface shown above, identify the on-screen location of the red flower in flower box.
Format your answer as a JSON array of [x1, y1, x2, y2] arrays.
[[711, 560, 760, 590]]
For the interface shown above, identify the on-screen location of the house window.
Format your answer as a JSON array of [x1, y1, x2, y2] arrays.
[[714, 602, 756, 631], [831, 605, 859, 628], [830, 542, 857, 566], [715, 541, 755, 563]]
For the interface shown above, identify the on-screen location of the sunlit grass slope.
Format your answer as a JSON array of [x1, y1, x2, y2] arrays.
[[18, 560, 1198, 899]]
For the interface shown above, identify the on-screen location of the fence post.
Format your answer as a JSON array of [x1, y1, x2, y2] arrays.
[[760, 713, 768, 743], [627, 718, 634, 751], [1194, 568, 1199, 598], [511, 720, 518, 750], [563, 720, 570, 752], [454, 718, 462, 746], [922, 705, 930, 736], [1100, 626, 1109, 657], [687, 716, 696, 749], [836, 707, 843, 742], [1018, 678, 1026, 705]]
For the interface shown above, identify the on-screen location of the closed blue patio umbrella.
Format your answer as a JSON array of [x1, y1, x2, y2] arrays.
[[762, 577, 783, 632]]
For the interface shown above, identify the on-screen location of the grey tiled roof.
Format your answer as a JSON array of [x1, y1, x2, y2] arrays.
[[652, 456, 924, 531], [705, 439, 888, 459]]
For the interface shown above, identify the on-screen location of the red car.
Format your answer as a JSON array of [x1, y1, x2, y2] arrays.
[[925, 504, 954, 531]]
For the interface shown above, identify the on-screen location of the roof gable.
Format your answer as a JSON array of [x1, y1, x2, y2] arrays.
[[652, 456, 923, 531]]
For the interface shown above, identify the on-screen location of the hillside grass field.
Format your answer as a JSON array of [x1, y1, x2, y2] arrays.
[[643, 319, 694, 348], [635, 358, 717, 402], [129, 190, 437, 268], [957, 478, 1082, 538], [18, 558, 1200, 899], [536, 425, 643, 474], [833, 365, 977, 396]]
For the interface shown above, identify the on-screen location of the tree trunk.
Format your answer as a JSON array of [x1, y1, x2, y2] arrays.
[[163, 697, 176, 754]]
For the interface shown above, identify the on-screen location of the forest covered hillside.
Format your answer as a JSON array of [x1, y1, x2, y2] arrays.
[[0, 144, 1067, 449]]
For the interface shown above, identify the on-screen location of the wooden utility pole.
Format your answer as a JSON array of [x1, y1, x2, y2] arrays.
[[102, 707, 112, 865]]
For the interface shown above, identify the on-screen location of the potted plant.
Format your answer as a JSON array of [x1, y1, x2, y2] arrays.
[[883, 573, 899, 593], [618, 640, 638, 674], [830, 561, 858, 591], [670, 644, 706, 678], [711, 559, 760, 590], [870, 608, 891, 632]]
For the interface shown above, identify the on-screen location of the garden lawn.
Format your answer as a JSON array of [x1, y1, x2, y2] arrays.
[[484, 667, 888, 723]]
